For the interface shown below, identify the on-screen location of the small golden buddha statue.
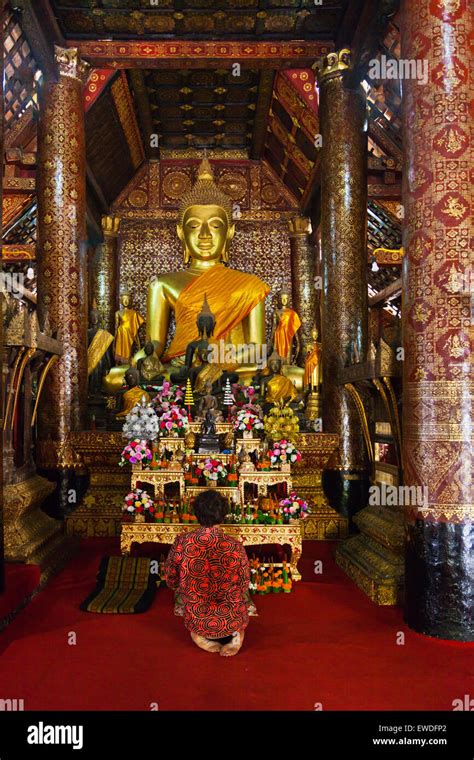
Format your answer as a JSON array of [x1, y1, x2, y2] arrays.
[[137, 341, 165, 384], [270, 290, 301, 365], [263, 353, 298, 404], [114, 292, 144, 365], [116, 367, 151, 419], [304, 328, 322, 390]]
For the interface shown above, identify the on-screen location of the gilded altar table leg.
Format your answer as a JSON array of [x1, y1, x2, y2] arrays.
[[121, 532, 132, 555], [289, 537, 302, 582]]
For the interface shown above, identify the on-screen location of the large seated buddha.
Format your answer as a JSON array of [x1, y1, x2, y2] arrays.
[[104, 159, 269, 392]]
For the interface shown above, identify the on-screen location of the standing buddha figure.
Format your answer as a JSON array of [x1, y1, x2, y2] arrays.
[[304, 327, 322, 390], [114, 291, 144, 365], [270, 290, 301, 365]]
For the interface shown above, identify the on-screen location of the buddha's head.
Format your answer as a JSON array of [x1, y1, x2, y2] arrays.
[[267, 351, 282, 375], [279, 290, 290, 308], [144, 341, 155, 357], [120, 292, 131, 308], [311, 327, 319, 341], [124, 367, 139, 388], [177, 158, 235, 265]]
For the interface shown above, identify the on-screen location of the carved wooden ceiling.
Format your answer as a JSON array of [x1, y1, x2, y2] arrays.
[[49, 1, 349, 40], [139, 68, 260, 151]]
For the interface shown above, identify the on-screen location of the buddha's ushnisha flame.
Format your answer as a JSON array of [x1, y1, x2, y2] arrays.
[[178, 158, 233, 225]]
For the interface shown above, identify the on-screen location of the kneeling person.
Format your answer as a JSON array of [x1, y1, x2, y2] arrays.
[[165, 490, 250, 656]]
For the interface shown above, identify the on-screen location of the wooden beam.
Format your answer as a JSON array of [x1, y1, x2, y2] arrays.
[[127, 70, 159, 160], [86, 165, 109, 215], [250, 69, 275, 160], [368, 182, 401, 199], [369, 277, 402, 306], [66, 40, 333, 70]]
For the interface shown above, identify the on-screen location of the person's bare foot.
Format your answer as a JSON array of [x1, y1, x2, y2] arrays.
[[191, 632, 222, 653], [220, 630, 245, 657]]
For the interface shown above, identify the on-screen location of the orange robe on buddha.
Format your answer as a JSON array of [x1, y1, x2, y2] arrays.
[[274, 308, 301, 359], [304, 343, 322, 388], [163, 264, 270, 362]]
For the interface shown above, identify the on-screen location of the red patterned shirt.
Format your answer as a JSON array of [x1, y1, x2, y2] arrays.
[[165, 526, 250, 638]]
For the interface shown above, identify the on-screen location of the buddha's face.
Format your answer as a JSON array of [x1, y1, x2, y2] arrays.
[[178, 204, 234, 263], [121, 294, 130, 308], [280, 292, 289, 307]]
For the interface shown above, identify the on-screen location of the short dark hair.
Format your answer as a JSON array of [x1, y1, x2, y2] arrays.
[[193, 490, 228, 527]]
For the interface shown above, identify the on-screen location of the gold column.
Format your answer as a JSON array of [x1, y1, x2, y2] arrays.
[[315, 49, 369, 514], [37, 47, 90, 443], [93, 215, 121, 334], [288, 215, 316, 360]]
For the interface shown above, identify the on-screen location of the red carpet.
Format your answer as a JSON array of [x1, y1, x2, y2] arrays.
[[0, 538, 472, 711]]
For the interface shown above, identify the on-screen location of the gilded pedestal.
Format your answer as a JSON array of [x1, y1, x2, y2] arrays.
[[4, 475, 78, 585], [64, 432, 129, 537], [335, 505, 404, 605], [294, 433, 348, 539], [401, 0, 473, 639], [315, 49, 370, 519]]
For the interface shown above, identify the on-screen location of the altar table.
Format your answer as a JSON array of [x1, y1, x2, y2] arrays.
[[120, 522, 303, 581]]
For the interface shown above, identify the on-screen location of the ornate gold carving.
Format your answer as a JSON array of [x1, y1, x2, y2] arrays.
[[336, 504, 404, 606], [54, 46, 90, 83], [288, 215, 311, 237], [110, 74, 145, 169], [121, 523, 303, 582], [300, 506, 348, 540], [293, 433, 340, 506], [314, 48, 352, 83], [4, 475, 77, 583], [101, 215, 121, 237]]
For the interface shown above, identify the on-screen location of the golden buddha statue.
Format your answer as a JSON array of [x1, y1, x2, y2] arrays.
[[137, 341, 165, 384], [148, 159, 269, 376], [114, 292, 144, 365], [270, 290, 301, 365], [304, 328, 322, 390], [304, 328, 322, 420], [263, 353, 298, 404], [116, 367, 151, 419], [104, 158, 269, 393]]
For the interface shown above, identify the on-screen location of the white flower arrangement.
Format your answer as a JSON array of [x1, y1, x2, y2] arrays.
[[233, 409, 264, 433], [122, 397, 160, 442]]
